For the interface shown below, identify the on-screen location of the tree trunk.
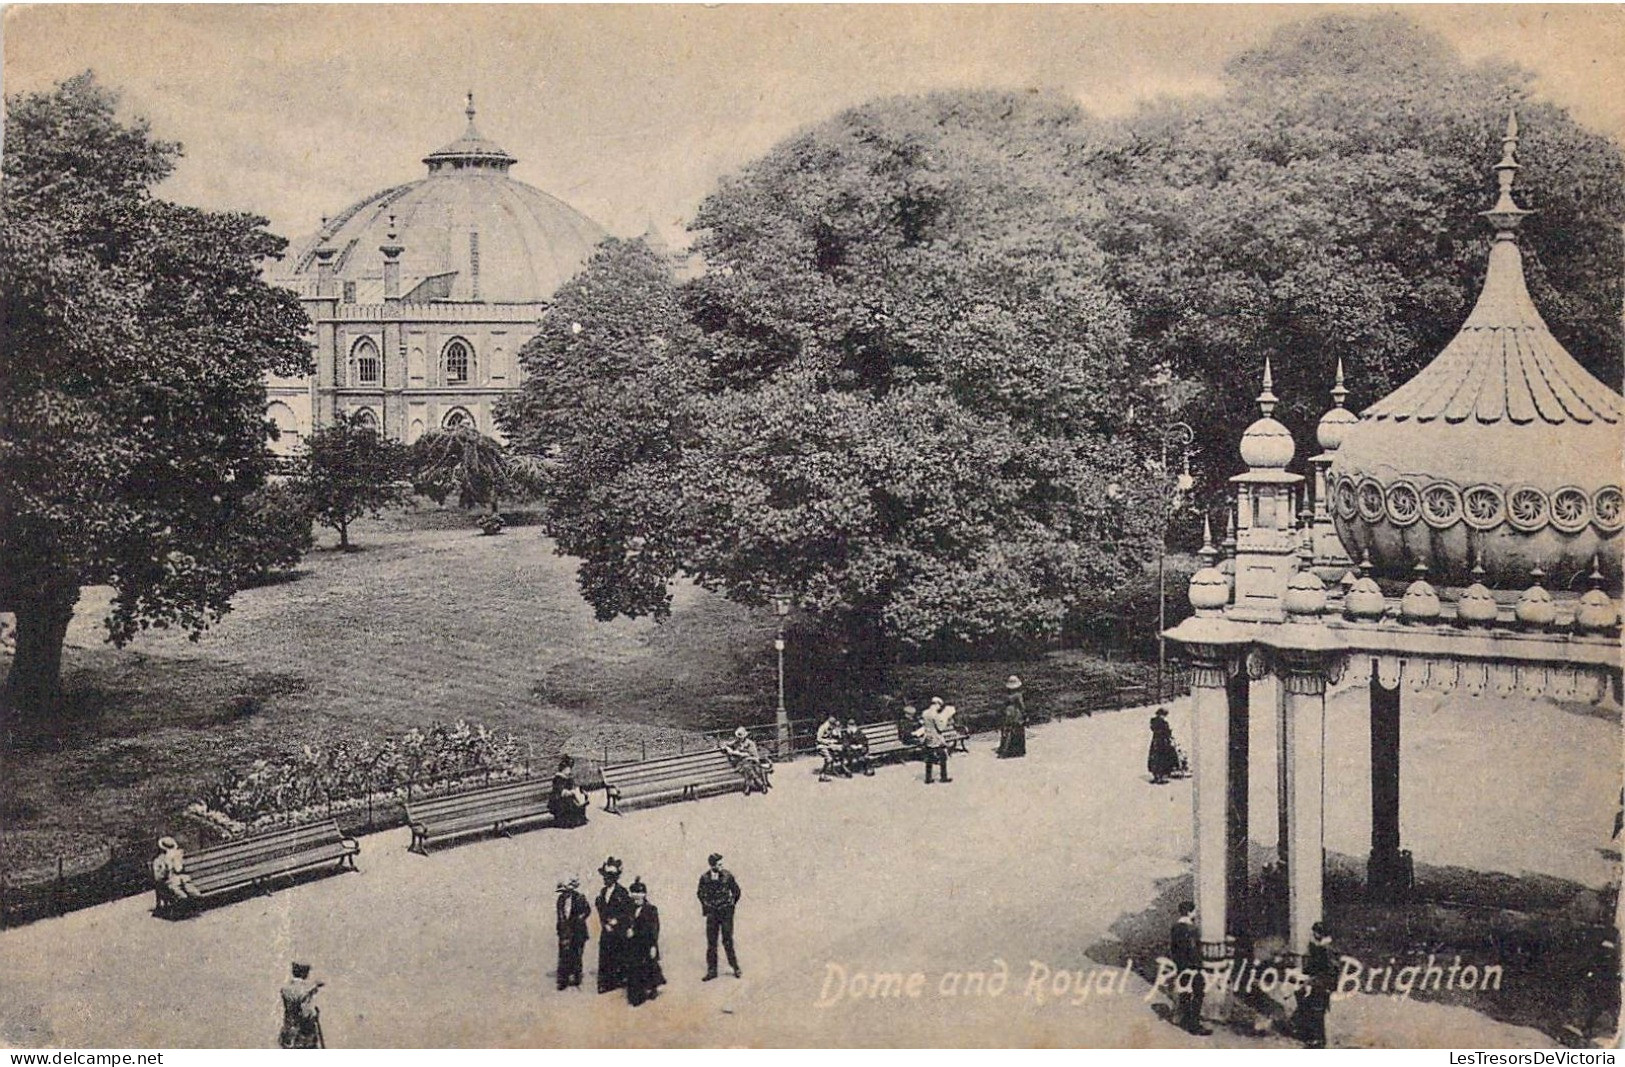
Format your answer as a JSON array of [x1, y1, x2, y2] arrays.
[[338, 518, 350, 551], [2, 582, 81, 728]]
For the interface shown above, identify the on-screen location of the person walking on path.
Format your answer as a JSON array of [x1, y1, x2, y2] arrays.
[[996, 675, 1027, 758], [555, 875, 591, 991], [1296, 922, 1338, 1048], [595, 857, 633, 994], [697, 852, 743, 981], [1169, 901, 1211, 1036], [920, 698, 952, 784], [1147, 707, 1181, 784], [278, 962, 325, 1049], [624, 879, 666, 1006]]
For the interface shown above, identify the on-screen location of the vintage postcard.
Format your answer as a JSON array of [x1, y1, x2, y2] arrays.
[[1, 3, 1621, 1051]]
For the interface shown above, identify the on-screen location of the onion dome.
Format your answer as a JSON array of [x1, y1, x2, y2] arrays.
[[1329, 112, 1623, 589], [1575, 560, 1620, 634], [1343, 554, 1387, 621], [1239, 357, 1296, 469], [279, 94, 606, 304], [1514, 566, 1556, 629], [1316, 359, 1360, 452], [1455, 564, 1500, 626], [1399, 563, 1442, 624], [1188, 516, 1231, 614], [1284, 570, 1328, 617]]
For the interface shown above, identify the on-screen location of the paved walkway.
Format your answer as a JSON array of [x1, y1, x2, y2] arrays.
[[0, 694, 1613, 1047]]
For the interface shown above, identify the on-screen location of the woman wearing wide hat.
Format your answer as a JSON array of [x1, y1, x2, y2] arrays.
[[1147, 707, 1180, 784], [996, 675, 1027, 759], [624, 878, 666, 1006]]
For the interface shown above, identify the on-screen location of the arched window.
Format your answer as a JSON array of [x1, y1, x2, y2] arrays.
[[351, 337, 381, 386], [443, 337, 473, 385], [442, 407, 474, 431], [353, 407, 379, 432], [266, 402, 300, 456]]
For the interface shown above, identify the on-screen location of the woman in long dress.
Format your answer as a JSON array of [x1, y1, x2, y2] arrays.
[[996, 675, 1027, 758], [1147, 708, 1179, 784], [624, 879, 666, 1006], [547, 755, 590, 828]]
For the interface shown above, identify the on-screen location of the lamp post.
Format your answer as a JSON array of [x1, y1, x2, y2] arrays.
[[771, 593, 792, 755], [1156, 423, 1196, 703]]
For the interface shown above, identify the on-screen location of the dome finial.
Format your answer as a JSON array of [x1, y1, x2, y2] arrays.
[[1197, 514, 1217, 566], [1332, 357, 1348, 407], [466, 91, 477, 125], [1257, 356, 1278, 417], [1483, 107, 1530, 235]]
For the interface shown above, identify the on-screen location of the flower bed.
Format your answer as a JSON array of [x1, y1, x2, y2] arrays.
[[188, 720, 528, 838]]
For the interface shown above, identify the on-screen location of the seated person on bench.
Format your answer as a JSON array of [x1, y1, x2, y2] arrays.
[[151, 835, 201, 903], [722, 727, 773, 794], [548, 755, 591, 828], [816, 714, 849, 781], [841, 718, 874, 776], [897, 705, 923, 750]]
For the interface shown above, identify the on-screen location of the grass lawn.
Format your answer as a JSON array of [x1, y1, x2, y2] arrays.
[[0, 503, 1154, 896]]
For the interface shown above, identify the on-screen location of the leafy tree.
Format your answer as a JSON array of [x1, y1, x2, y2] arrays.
[[0, 73, 311, 726], [504, 97, 1172, 654], [293, 412, 409, 551], [1089, 13, 1625, 500], [408, 426, 536, 521], [229, 482, 315, 585]]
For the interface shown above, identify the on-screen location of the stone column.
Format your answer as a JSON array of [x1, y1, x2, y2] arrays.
[[1225, 668, 1251, 946], [1367, 667, 1405, 901], [1188, 647, 1233, 958], [1278, 651, 1330, 957]]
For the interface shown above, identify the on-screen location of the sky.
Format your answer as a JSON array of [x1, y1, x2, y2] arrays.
[[4, 4, 1623, 248]]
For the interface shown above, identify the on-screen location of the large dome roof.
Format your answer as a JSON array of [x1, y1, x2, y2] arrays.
[[1330, 113, 1623, 588], [281, 97, 605, 304]]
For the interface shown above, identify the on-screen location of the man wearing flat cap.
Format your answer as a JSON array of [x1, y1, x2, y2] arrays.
[[278, 961, 324, 1048], [696, 852, 743, 981], [594, 857, 633, 994], [555, 875, 591, 991]]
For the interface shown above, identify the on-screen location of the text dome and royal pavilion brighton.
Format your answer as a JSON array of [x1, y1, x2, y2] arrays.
[[265, 96, 607, 451]]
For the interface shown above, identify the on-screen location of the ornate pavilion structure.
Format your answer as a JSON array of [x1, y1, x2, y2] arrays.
[[1164, 113, 1623, 978], [265, 96, 606, 452]]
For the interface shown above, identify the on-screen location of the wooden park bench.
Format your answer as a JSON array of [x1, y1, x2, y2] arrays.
[[601, 749, 750, 814], [406, 777, 556, 854], [154, 819, 358, 916]]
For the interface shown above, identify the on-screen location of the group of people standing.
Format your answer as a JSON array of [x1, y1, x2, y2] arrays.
[[556, 853, 745, 1008]]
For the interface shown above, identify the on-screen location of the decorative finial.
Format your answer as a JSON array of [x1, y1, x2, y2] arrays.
[[1589, 555, 1605, 588], [387, 214, 398, 242], [1198, 515, 1217, 566], [1332, 357, 1348, 408], [1257, 356, 1278, 417], [466, 91, 476, 124], [1482, 107, 1530, 235], [1223, 507, 1237, 558], [1360, 551, 1373, 576]]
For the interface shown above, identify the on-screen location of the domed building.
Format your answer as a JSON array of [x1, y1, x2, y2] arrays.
[[265, 96, 607, 451]]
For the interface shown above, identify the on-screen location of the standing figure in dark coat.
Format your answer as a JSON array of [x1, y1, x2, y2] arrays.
[[555, 875, 591, 990], [594, 857, 633, 994], [1169, 901, 1211, 1035], [1148, 708, 1180, 784], [697, 852, 743, 980], [1296, 922, 1337, 1048], [996, 675, 1027, 758], [548, 755, 590, 828], [624, 879, 666, 1006]]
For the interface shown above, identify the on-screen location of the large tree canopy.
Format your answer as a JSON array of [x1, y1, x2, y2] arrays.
[[1088, 14, 1625, 499], [0, 73, 311, 724], [503, 94, 1172, 653]]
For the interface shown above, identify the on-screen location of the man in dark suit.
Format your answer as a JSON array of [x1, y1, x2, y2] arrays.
[[555, 875, 591, 991], [625, 878, 666, 1006], [594, 857, 633, 994], [1170, 901, 1211, 1035], [697, 852, 743, 980], [1297, 922, 1337, 1048]]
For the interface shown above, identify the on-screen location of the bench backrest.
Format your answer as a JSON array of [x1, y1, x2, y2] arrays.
[[408, 778, 553, 821], [603, 749, 733, 787], [185, 820, 344, 876]]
